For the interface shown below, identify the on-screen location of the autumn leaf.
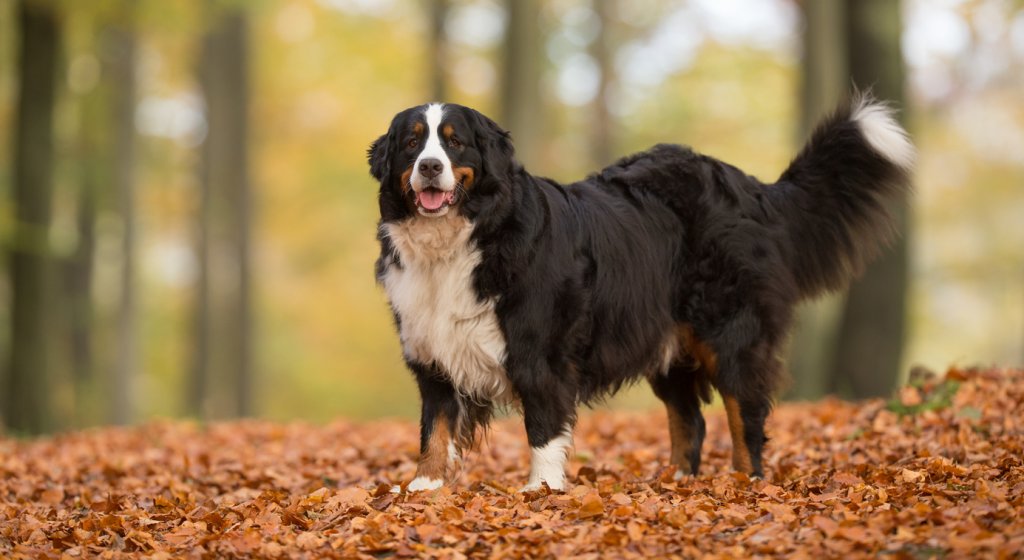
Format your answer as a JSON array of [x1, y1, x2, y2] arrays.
[[812, 515, 839, 537], [39, 487, 64, 504], [664, 508, 688, 528], [832, 472, 863, 487], [901, 468, 925, 483], [609, 493, 632, 506], [577, 491, 604, 519]]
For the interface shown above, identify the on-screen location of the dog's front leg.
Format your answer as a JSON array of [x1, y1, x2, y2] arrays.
[[515, 371, 577, 492], [405, 367, 463, 492]]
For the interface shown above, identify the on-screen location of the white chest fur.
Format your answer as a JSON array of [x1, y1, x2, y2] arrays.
[[381, 216, 512, 403]]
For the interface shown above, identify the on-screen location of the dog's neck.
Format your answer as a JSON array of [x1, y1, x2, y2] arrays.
[[383, 214, 475, 264]]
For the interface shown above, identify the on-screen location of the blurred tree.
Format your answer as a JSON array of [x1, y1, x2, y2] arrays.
[[589, 0, 615, 168], [65, 67, 101, 407], [786, 0, 846, 400], [798, 0, 847, 143], [5, 0, 60, 434], [500, 0, 543, 167], [189, 9, 254, 419], [109, 21, 138, 426], [428, 0, 448, 102], [64, 13, 139, 426], [189, 139, 211, 420], [828, 0, 909, 398]]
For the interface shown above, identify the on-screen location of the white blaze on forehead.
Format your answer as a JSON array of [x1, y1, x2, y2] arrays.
[[412, 103, 457, 192]]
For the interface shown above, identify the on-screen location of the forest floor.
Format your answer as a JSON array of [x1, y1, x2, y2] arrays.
[[1, 367, 1022, 559]]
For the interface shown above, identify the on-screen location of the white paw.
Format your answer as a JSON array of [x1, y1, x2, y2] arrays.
[[406, 476, 444, 492], [520, 475, 566, 493], [673, 469, 695, 481], [522, 430, 572, 492], [520, 481, 542, 493]]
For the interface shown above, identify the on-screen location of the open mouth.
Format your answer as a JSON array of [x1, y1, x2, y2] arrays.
[[415, 187, 457, 216]]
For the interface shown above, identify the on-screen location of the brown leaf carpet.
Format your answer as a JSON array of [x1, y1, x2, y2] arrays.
[[2, 368, 1022, 558]]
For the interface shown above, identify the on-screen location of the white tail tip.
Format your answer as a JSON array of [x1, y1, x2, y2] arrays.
[[852, 98, 916, 170]]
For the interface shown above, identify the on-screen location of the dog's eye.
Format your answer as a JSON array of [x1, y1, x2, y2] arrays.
[[449, 137, 461, 149], [407, 138, 419, 149]]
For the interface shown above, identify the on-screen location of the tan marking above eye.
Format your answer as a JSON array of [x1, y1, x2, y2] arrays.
[[442, 124, 454, 138], [413, 122, 424, 135]]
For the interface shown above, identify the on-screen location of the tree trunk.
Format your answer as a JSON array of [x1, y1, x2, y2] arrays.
[[5, 1, 60, 435], [589, 0, 614, 168], [64, 16, 138, 426], [187, 131, 212, 418], [428, 0, 448, 102], [65, 108, 98, 408], [500, 0, 543, 168], [829, 0, 909, 398], [109, 24, 138, 425], [191, 11, 253, 419], [798, 0, 847, 140], [785, 0, 846, 400], [232, 13, 253, 419]]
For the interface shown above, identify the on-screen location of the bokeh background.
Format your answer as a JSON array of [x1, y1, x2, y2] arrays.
[[1, 0, 1022, 434]]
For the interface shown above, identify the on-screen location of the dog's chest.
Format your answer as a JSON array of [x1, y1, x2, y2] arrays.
[[381, 217, 512, 403]]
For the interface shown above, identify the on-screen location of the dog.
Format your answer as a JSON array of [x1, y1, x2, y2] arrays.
[[368, 95, 913, 491]]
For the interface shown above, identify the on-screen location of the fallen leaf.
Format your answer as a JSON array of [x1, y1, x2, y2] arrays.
[[578, 492, 604, 519], [40, 487, 64, 504], [609, 493, 631, 506], [812, 515, 839, 537], [902, 469, 925, 483]]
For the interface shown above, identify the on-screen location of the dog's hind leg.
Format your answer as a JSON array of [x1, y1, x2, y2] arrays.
[[715, 353, 778, 479], [649, 365, 709, 477], [720, 391, 771, 478], [707, 311, 782, 479]]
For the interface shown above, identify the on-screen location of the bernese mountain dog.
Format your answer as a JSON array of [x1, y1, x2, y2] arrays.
[[368, 95, 913, 492]]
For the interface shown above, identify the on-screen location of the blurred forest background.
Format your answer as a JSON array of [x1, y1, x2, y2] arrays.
[[1, 0, 1022, 435]]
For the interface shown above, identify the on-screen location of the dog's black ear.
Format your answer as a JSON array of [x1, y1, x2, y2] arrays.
[[367, 132, 391, 181], [473, 112, 516, 184]]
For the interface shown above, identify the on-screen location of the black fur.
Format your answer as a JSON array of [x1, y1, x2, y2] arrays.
[[370, 97, 911, 480]]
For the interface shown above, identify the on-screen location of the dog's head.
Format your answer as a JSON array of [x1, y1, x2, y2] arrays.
[[368, 103, 515, 221]]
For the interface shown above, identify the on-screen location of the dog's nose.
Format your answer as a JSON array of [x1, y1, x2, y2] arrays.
[[418, 158, 444, 179]]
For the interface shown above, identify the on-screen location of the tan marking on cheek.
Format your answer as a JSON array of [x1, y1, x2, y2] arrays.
[[665, 406, 694, 473], [724, 396, 754, 474], [400, 166, 413, 194], [453, 166, 475, 190], [416, 413, 453, 481]]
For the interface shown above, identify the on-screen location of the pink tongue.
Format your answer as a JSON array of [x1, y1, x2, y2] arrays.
[[418, 189, 447, 211]]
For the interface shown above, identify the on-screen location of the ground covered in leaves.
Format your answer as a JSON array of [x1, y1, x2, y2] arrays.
[[2, 367, 1023, 558]]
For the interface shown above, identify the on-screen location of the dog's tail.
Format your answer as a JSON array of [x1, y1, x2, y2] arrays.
[[771, 93, 914, 299]]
